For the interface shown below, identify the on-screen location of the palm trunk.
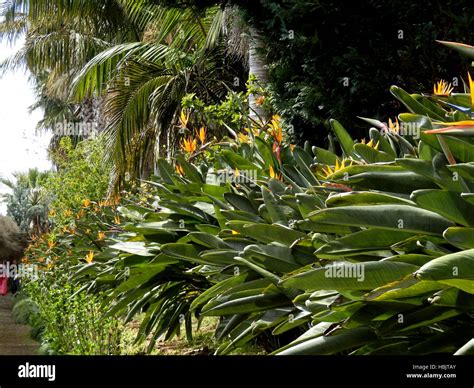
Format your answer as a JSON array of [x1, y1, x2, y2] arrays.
[[248, 28, 269, 123]]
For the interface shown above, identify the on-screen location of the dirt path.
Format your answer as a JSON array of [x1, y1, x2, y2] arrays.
[[0, 295, 38, 355]]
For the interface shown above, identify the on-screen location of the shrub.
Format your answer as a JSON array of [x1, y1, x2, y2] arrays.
[[12, 298, 37, 325], [24, 269, 123, 355]]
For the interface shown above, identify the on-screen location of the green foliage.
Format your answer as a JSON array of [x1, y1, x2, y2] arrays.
[[12, 298, 37, 325], [44, 137, 111, 230], [248, 0, 474, 143], [7, 0, 474, 355], [46, 69, 474, 355], [24, 268, 122, 355], [182, 91, 249, 135], [0, 169, 50, 234]]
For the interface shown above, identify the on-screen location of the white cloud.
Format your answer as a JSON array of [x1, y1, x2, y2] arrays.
[[0, 38, 52, 215]]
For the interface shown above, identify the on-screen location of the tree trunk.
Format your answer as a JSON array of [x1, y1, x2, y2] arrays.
[[248, 28, 269, 124]]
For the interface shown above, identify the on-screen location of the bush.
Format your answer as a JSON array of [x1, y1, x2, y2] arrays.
[[44, 136, 111, 230], [12, 298, 37, 325], [24, 269, 123, 355]]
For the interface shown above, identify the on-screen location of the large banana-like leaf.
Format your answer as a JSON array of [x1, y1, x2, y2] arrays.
[[330, 119, 355, 157], [109, 241, 157, 256], [411, 189, 474, 226], [240, 223, 306, 245], [390, 86, 445, 121], [353, 143, 394, 163], [443, 227, 474, 249], [421, 132, 474, 163], [437, 40, 474, 58], [415, 249, 474, 281], [454, 339, 474, 355], [308, 205, 454, 235], [242, 244, 300, 274], [281, 261, 418, 291], [325, 191, 415, 207], [275, 327, 376, 355], [346, 171, 438, 193], [315, 228, 416, 258], [201, 287, 289, 316]]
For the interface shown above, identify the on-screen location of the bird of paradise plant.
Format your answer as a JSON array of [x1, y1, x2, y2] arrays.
[[433, 79, 454, 96], [181, 137, 197, 154]]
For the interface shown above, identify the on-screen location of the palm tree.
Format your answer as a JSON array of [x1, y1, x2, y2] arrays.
[[0, 169, 50, 234], [1, 0, 245, 189], [248, 27, 269, 122], [143, 1, 271, 122], [0, 0, 138, 150]]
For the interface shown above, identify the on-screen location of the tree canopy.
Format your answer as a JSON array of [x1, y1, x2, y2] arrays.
[[0, 216, 24, 260]]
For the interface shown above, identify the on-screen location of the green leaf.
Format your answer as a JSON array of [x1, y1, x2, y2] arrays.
[[437, 40, 474, 58], [369, 127, 397, 157], [296, 193, 325, 217], [315, 228, 416, 258], [254, 137, 275, 169], [390, 86, 445, 121], [421, 133, 474, 163], [415, 249, 474, 293], [182, 232, 230, 249], [353, 143, 395, 163], [110, 241, 156, 257], [330, 119, 354, 157], [241, 223, 306, 245], [346, 171, 438, 194], [242, 244, 300, 274], [198, 249, 239, 266], [221, 209, 263, 223], [281, 261, 418, 291], [224, 193, 258, 213], [275, 327, 376, 355], [221, 150, 258, 170], [156, 159, 177, 184], [308, 205, 454, 235], [408, 329, 470, 355], [313, 146, 338, 165], [411, 190, 474, 226], [396, 157, 463, 192], [160, 243, 202, 264], [261, 187, 288, 225], [365, 278, 443, 301], [176, 155, 204, 183], [430, 287, 474, 309], [443, 227, 474, 249], [454, 339, 474, 355], [190, 274, 247, 311], [325, 192, 414, 207], [293, 147, 319, 185], [202, 291, 288, 316]]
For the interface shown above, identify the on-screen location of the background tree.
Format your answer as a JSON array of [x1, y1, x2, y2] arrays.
[[1, 0, 247, 188], [0, 216, 24, 260], [1, 169, 50, 235], [139, 0, 474, 144]]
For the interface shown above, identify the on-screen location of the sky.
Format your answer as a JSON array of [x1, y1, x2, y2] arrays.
[[0, 38, 52, 215]]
